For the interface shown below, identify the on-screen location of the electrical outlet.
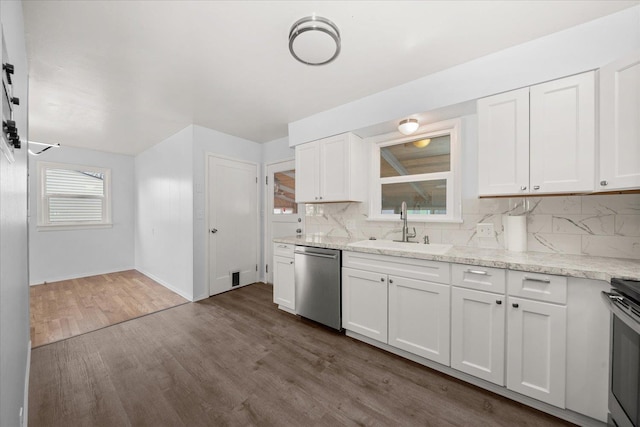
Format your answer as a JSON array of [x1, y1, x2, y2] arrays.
[[476, 223, 494, 238]]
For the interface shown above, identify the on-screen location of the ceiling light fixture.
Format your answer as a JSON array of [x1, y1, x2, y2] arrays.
[[289, 16, 341, 66], [398, 118, 419, 135]]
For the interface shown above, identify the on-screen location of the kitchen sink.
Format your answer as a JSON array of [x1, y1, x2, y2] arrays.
[[347, 239, 453, 255]]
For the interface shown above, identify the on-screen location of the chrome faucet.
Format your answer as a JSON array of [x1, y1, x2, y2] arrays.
[[399, 201, 417, 243]]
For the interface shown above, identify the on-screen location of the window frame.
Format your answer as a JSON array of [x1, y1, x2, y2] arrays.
[[368, 118, 462, 223], [37, 161, 112, 230]]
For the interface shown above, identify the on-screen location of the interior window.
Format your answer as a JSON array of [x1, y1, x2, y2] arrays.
[[370, 119, 461, 222], [37, 161, 112, 228], [273, 170, 297, 214]]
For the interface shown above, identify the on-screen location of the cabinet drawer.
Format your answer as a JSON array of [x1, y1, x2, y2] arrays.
[[273, 243, 294, 258], [507, 270, 567, 304], [452, 264, 506, 293], [343, 251, 450, 284]]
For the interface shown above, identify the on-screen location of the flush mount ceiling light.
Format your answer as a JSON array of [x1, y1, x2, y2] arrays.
[[398, 118, 419, 135], [289, 16, 341, 66]]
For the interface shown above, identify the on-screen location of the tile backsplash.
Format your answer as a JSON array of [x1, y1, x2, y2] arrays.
[[304, 194, 640, 260]]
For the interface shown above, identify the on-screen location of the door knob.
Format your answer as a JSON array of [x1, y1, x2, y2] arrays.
[[210, 228, 218, 234]]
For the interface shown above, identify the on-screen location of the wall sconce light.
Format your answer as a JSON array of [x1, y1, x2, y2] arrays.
[[398, 118, 419, 135], [289, 16, 341, 66]]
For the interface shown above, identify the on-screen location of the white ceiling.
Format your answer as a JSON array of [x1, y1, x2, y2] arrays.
[[23, 0, 639, 155]]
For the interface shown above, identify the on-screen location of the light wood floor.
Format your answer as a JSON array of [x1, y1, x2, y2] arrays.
[[30, 270, 188, 347], [29, 282, 571, 426]]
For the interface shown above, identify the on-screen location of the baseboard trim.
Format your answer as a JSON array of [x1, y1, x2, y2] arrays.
[[345, 330, 606, 427], [134, 268, 193, 301], [23, 340, 31, 427], [29, 267, 136, 286]]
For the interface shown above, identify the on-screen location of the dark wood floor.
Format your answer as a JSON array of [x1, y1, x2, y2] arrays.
[[30, 270, 188, 347], [29, 283, 571, 426]]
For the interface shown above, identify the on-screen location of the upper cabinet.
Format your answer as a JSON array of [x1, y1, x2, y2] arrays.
[[478, 72, 595, 196], [598, 50, 640, 192], [295, 132, 367, 203]]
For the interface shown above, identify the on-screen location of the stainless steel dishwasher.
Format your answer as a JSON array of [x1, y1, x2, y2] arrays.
[[294, 245, 342, 331]]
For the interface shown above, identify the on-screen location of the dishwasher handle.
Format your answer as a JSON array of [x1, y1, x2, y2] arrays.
[[294, 250, 338, 260]]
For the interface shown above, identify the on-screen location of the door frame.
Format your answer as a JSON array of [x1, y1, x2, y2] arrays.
[[264, 158, 302, 283], [205, 152, 260, 296]]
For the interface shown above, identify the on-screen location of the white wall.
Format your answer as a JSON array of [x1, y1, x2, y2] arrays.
[[28, 147, 135, 284], [191, 125, 262, 300], [289, 6, 640, 145], [262, 136, 294, 164], [135, 126, 194, 300], [0, 1, 30, 425]]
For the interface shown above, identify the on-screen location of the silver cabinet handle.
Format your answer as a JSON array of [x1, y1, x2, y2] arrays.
[[467, 269, 488, 275], [210, 228, 218, 233], [380, 277, 385, 282], [277, 244, 288, 248], [520, 185, 527, 191], [533, 185, 540, 190], [289, 261, 294, 264], [294, 250, 337, 259], [600, 180, 608, 186], [389, 279, 393, 284], [523, 276, 551, 284]]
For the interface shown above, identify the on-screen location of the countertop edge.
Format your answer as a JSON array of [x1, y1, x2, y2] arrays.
[[273, 236, 640, 282]]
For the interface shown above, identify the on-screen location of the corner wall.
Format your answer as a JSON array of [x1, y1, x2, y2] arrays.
[[0, 1, 30, 425], [134, 126, 194, 300], [28, 147, 135, 285]]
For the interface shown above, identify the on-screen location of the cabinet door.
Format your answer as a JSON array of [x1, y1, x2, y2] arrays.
[[273, 255, 295, 311], [507, 297, 567, 408], [451, 287, 505, 385], [599, 50, 640, 191], [477, 87, 530, 196], [319, 134, 349, 201], [342, 267, 388, 343], [295, 142, 318, 202], [388, 276, 450, 365], [530, 72, 595, 194]]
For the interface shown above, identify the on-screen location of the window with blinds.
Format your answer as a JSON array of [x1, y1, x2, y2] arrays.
[[38, 162, 111, 227]]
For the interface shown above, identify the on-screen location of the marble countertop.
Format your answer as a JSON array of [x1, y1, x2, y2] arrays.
[[274, 235, 640, 282]]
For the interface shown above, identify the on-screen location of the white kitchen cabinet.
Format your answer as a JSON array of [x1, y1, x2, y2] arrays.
[[530, 72, 595, 194], [506, 296, 567, 408], [342, 267, 388, 343], [388, 276, 450, 365], [451, 287, 505, 385], [598, 50, 640, 191], [478, 87, 530, 196], [450, 264, 506, 385], [295, 132, 366, 203], [478, 72, 595, 196], [272, 243, 295, 312]]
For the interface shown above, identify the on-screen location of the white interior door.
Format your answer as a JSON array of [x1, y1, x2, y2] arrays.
[[208, 155, 258, 296], [265, 160, 303, 284]]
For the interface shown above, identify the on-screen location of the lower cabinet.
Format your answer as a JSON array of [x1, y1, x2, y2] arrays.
[[273, 244, 295, 312], [506, 296, 567, 408], [388, 276, 450, 365], [342, 267, 388, 342], [450, 286, 505, 385]]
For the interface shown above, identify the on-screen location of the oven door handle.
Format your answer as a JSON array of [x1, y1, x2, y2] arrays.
[[602, 291, 640, 335]]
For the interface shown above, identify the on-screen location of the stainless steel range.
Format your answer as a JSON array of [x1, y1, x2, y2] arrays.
[[603, 278, 640, 427]]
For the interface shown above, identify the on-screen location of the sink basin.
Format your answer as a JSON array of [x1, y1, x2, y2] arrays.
[[347, 240, 453, 255]]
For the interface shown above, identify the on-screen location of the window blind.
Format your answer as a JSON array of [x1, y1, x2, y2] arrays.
[[44, 168, 105, 223]]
